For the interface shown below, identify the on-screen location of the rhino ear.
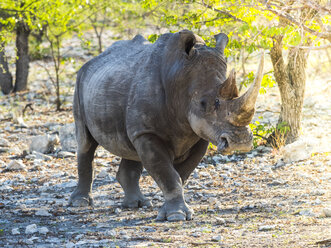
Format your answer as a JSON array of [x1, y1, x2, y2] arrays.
[[179, 30, 196, 55], [214, 33, 229, 55], [219, 69, 239, 99]]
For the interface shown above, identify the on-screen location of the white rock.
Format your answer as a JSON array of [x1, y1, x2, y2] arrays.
[[39, 226, 49, 234], [0, 185, 13, 192], [0, 138, 10, 147], [310, 189, 326, 196], [65, 242, 75, 248], [32, 151, 52, 161], [16, 116, 28, 128], [208, 198, 218, 205], [0, 160, 6, 168], [25, 224, 38, 234], [25, 239, 34, 245], [299, 209, 316, 217], [258, 225, 276, 231], [29, 134, 58, 154], [59, 123, 77, 152], [106, 230, 116, 237], [97, 169, 108, 178], [323, 208, 331, 217], [56, 180, 77, 188], [12, 228, 20, 235], [57, 151, 75, 158], [35, 209, 52, 217], [6, 160, 26, 171], [281, 138, 313, 163], [211, 235, 222, 241], [200, 171, 211, 178]]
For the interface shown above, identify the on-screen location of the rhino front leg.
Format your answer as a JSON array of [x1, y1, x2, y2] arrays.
[[133, 134, 193, 221], [116, 159, 152, 208], [174, 139, 208, 185], [69, 121, 98, 207]]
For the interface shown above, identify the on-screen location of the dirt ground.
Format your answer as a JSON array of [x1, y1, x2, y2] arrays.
[[0, 32, 330, 247]]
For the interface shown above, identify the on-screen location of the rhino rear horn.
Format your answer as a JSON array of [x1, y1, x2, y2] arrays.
[[179, 30, 196, 55], [227, 51, 265, 126], [219, 69, 239, 99], [214, 33, 229, 55]]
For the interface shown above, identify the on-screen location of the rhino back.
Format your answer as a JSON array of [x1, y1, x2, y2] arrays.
[[76, 35, 155, 160]]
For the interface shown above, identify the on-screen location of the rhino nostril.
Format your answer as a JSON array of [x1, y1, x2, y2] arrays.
[[218, 137, 229, 151]]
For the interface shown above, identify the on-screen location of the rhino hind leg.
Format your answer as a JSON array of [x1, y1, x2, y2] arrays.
[[69, 120, 98, 207], [116, 159, 152, 208]]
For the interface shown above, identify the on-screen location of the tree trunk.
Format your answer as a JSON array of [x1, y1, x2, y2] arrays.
[[270, 6, 313, 144], [270, 37, 308, 143], [0, 45, 13, 94], [14, 22, 30, 92]]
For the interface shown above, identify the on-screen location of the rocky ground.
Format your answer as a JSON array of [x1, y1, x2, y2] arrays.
[[0, 31, 331, 247]]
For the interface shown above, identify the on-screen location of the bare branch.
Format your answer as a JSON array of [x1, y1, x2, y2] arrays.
[[300, 0, 331, 14], [259, 2, 331, 42], [287, 43, 331, 50], [200, 0, 247, 24]]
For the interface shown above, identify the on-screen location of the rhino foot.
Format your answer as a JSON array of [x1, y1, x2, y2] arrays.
[[156, 199, 193, 222], [122, 195, 152, 208], [68, 189, 93, 207]]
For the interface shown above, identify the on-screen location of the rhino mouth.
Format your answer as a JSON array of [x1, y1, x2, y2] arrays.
[[217, 133, 252, 155]]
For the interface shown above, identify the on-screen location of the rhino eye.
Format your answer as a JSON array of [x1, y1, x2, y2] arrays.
[[215, 98, 220, 110]]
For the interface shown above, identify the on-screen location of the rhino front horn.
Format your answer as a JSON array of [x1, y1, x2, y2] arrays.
[[227, 51, 264, 126]]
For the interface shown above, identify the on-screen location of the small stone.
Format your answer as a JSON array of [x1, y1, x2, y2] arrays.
[[57, 151, 75, 158], [0, 160, 6, 168], [35, 209, 52, 217], [32, 151, 52, 161], [299, 209, 316, 217], [65, 242, 75, 248], [258, 225, 276, 231], [215, 217, 226, 225], [274, 159, 285, 168], [192, 232, 201, 237], [310, 189, 326, 196], [145, 227, 156, 233], [12, 228, 20, 235], [269, 179, 287, 186], [97, 169, 108, 178], [56, 180, 77, 188], [323, 208, 331, 217], [0, 138, 10, 147], [192, 171, 199, 179], [199, 171, 211, 178], [106, 230, 116, 237], [115, 208, 121, 214], [25, 239, 34, 245], [39, 226, 49, 234], [6, 160, 26, 171], [211, 235, 222, 241], [25, 224, 38, 234], [75, 234, 84, 240]]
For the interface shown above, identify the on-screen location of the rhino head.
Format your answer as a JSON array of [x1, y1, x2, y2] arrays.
[[169, 30, 264, 155]]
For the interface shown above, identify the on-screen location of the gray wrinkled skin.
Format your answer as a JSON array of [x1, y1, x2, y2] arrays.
[[69, 30, 263, 221]]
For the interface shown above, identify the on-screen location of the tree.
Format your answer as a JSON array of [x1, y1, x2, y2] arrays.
[[0, 0, 36, 93], [0, 44, 13, 94], [140, 0, 331, 144]]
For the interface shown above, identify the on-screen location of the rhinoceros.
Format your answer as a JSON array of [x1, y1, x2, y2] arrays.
[[69, 30, 264, 221]]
